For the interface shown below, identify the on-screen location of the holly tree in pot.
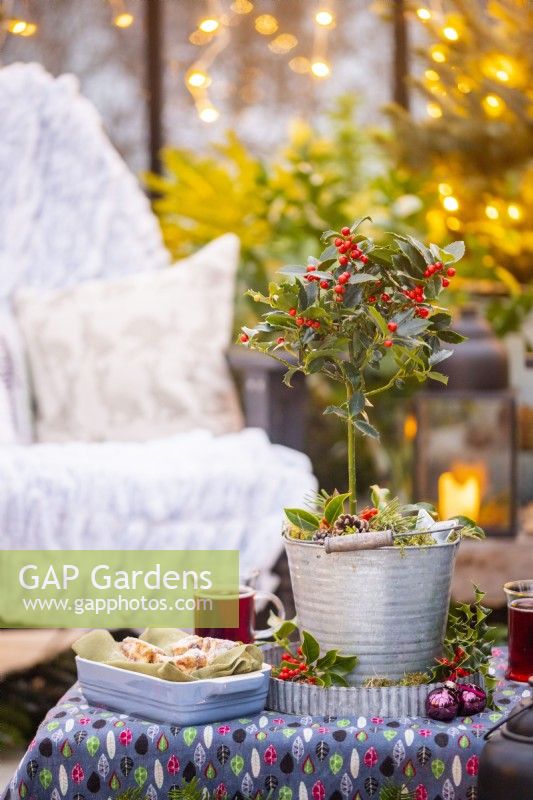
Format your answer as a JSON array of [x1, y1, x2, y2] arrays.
[[239, 219, 485, 684]]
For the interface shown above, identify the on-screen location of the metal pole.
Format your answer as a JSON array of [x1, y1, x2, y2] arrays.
[[145, 0, 163, 173], [392, 0, 410, 110]]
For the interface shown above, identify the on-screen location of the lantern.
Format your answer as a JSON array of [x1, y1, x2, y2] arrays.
[[414, 307, 518, 537]]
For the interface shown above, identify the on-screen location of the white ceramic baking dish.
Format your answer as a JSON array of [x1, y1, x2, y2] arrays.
[[76, 656, 271, 724]]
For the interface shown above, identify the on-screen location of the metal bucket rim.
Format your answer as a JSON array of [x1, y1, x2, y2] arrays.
[[283, 526, 460, 552]]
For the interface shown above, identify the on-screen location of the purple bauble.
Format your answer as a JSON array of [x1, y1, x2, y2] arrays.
[[457, 682, 487, 716], [425, 682, 460, 722]]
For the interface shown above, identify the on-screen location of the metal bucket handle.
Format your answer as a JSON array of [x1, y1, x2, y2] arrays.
[[324, 521, 459, 554]]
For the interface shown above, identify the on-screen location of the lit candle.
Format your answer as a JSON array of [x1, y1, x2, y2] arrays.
[[438, 471, 481, 520]]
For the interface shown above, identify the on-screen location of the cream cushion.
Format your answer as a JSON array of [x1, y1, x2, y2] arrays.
[[15, 234, 244, 442]]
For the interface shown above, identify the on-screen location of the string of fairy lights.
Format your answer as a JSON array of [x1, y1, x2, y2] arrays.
[[183, 0, 336, 122], [414, 1, 525, 228], [0, 0, 336, 123]]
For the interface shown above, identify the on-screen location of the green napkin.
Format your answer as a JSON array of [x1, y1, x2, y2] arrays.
[[73, 629, 263, 683]]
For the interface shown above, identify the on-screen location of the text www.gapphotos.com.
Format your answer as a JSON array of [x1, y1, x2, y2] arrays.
[[21, 595, 214, 615]]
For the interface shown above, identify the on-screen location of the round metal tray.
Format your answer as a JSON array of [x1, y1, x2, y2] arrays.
[[260, 643, 483, 718]]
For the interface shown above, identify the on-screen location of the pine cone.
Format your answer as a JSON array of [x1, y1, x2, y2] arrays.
[[333, 514, 370, 534], [312, 528, 339, 542]]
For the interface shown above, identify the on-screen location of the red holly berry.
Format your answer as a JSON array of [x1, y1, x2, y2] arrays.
[[339, 255, 349, 266], [350, 249, 360, 259], [276, 337, 285, 344], [334, 238, 343, 248], [423, 269, 431, 278], [289, 308, 296, 316], [338, 273, 349, 285], [319, 280, 329, 289], [417, 307, 429, 318], [339, 243, 349, 254], [435, 261, 443, 270], [334, 285, 345, 294], [360, 507, 378, 521], [240, 333, 249, 343], [341, 226, 351, 236], [334, 295, 343, 302], [360, 254, 369, 264], [408, 290, 416, 300], [368, 295, 376, 303], [447, 267, 456, 277], [387, 322, 397, 332], [384, 340, 393, 348], [381, 293, 391, 302], [442, 278, 450, 288], [306, 264, 317, 272], [312, 321, 321, 329], [296, 317, 304, 326], [305, 319, 313, 327]]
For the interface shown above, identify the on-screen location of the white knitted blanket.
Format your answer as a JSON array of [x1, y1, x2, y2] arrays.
[[0, 62, 168, 302], [0, 428, 316, 587]]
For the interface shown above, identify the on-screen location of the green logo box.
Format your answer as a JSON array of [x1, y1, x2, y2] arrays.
[[0, 550, 239, 629]]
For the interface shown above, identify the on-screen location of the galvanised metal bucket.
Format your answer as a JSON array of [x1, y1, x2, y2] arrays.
[[284, 531, 459, 685]]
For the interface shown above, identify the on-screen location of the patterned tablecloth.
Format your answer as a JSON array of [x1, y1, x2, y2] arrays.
[[2, 648, 529, 800]]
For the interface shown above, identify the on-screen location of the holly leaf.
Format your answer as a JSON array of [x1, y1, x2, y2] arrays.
[[427, 371, 449, 385], [265, 312, 297, 328], [319, 244, 337, 262], [347, 274, 379, 284], [271, 619, 298, 642], [283, 366, 300, 387], [437, 329, 467, 344], [354, 419, 380, 439], [284, 508, 321, 531], [331, 654, 358, 674], [397, 239, 427, 274], [429, 349, 454, 366], [343, 285, 363, 307], [366, 305, 389, 336], [429, 312, 453, 330], [442, 241, 465, 262], [349, 391, 365, 416], [324, 492, 350, 525], [406, 235, 433, 263], [278, 264, 307, 275], [371, 484, 391, 509], [302, 631, 320, 664], [320, 229, 336, 243], [350, 216, 371, 233], [324, 405, 349, 419], [315, 650, 339, 670], [304, 280, 318, 307], [397, 317, 430, 337], [328, 672, 350, 687]]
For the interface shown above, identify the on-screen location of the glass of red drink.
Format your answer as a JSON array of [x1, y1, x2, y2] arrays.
[[504, 580, 533, 682], [195, 585, 285, 644]]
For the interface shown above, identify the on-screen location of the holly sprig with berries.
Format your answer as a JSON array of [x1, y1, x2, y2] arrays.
[[271, 619, 358, 687], [240, 218, 466, 525], [431, 585, 497, 702]]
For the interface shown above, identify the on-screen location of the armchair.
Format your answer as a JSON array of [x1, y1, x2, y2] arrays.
[[0, 62, 315, 593]]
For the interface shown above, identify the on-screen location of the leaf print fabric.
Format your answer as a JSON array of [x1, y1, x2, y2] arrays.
[[1, 649, 520, 800]]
